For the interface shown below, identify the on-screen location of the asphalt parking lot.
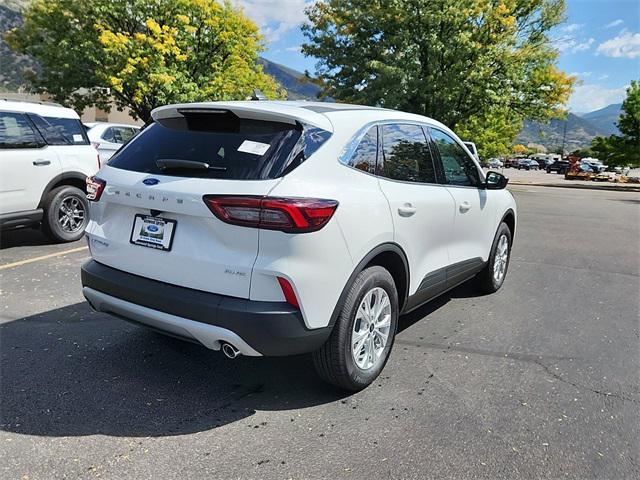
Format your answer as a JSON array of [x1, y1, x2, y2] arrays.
[[1, 186, 638, 480]]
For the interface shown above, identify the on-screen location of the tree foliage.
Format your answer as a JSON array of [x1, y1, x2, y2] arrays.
[[6, 0, 282, 121], [302, 0, 575, 157], [590, 81, 640, 167], [512, 144, 528, 155]]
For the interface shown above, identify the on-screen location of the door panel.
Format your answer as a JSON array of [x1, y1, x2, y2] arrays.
[[377, 123, 455, 296], [0, 112, 61, 214], [429, 127, 496, 264]]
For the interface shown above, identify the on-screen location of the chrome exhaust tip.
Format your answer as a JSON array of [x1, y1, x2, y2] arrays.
[[221, 342, 240, 359]]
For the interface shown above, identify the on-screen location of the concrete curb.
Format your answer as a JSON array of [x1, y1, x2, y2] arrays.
[[508, 181, 640, 193]]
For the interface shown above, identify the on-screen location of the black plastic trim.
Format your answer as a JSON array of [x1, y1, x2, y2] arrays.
[[328, 243, 410, 325], [0, 209, 43, 229], [38, 172, 88, 209], [500, 208, 517, 238], [81, 260, 331, 356], [404, 257, 486, 313]]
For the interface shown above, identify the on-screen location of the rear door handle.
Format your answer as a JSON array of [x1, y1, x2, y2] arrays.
[[33, 160, 51, 166], [398, 203, 417, 217], [459, 201, 471, 213]]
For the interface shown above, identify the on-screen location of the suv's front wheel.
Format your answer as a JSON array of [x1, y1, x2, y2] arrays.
[[475, 222, 512, 294], [42, 185, 89, 243], [313, 266, 399, 391]]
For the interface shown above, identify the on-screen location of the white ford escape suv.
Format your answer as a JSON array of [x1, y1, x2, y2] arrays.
[[81, 101, 516, 390], [0, 99, 99, 242]]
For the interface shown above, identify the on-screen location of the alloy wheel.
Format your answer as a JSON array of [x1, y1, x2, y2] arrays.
[[351, 287, 392, 370], [493, 234, 509, 283], [57, 195, 85, 233]]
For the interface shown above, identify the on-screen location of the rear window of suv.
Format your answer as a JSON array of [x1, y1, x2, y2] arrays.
[[108, 110, 331, 180]]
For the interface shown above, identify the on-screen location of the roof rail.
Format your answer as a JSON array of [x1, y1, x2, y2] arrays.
[[0, 97, 64, 108]]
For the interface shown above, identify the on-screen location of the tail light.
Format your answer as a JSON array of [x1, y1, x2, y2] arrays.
[[277, 276, 300, 309], [91, 143, 101, 168], [86, 176, 106, 201], [203, 196, 338, 233]]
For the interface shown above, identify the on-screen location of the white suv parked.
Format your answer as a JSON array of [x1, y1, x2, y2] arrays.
[[81, 101, 516, 390], [0, 100, 99, 242]]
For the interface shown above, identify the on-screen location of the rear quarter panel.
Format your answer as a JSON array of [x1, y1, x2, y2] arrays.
[[56, 145, 100, 177], [253, 130, 394, 330]]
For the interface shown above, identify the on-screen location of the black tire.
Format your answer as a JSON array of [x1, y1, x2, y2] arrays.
[[546, 168, 551, 173], [474, 222, 512, 294], [313, 266, 399, 391], [42, 185, 89, 243]]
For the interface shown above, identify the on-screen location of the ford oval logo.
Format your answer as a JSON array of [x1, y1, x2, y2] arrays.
[[147, 225, 159, 232], [143, 178, 160, 186]]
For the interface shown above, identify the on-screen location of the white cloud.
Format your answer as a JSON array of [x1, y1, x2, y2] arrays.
[[596, 29, 640, 58], [570, 71, 592, 78], [598, 74, 610, 80], [562, 23, 584, 33], [568, 84, 628, 112], [236, 1, 312, 42], [604, 19, 623, 29], [573, 38, 594, 52], [285, 46, 302, 53], [554, 36, 594, 53]]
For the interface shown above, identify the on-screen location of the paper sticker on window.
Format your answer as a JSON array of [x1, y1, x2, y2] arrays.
[[73, 134, 83, 143], [237, 140, 270, 156]]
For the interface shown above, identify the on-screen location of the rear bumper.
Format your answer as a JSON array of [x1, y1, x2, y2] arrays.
[[81, 260, 331, 356]]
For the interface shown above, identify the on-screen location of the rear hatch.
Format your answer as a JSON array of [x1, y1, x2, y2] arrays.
[[85, 103, 332, 299]]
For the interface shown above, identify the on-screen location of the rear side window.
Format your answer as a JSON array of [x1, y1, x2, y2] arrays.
[[380, 124, 436, 183], [103, 126, 137, 144], [108, 110, 330, 180], [430, 128, 481, 187], [346, 126, 378, 174], [0, 112, 44, 149], [29, 115, 89, 146]]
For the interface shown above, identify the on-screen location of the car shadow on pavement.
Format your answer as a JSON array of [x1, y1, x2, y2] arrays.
[[0, 302, 349, 438], [398, 282, 478, 334], [0, 227, 54, 249]]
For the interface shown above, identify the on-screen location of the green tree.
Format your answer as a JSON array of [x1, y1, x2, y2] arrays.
[[302, 0, 574, 151], [6, 0, 283, 121], [617, 80, 640, 153], [456, 108, 521, 158], [591, 81, 640, 167], [570, 147, 594, 158]]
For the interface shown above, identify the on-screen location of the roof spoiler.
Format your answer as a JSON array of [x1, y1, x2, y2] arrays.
[[151, 101, 333, 132]]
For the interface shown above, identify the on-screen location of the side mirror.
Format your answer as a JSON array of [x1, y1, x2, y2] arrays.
[[485, 171, 508, 190]]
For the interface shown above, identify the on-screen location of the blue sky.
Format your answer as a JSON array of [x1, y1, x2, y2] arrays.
[[238, 0, 640, 113]]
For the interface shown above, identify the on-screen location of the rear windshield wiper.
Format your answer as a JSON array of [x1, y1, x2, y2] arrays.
[[156, 158, 227, 171]]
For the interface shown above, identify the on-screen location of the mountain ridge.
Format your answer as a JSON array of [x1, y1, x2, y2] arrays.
[[578, 103, 621, 136]]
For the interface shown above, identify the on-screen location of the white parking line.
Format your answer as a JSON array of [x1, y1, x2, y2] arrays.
[[0, 246, 88, 270]]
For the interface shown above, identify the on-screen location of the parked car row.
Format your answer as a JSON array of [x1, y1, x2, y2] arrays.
[[0, 98, 140, 241], [502, 158, 543, 170]]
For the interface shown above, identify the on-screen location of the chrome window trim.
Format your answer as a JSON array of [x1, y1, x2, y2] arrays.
[[338, 119, 444, 186], [339, 119, 436, 167]]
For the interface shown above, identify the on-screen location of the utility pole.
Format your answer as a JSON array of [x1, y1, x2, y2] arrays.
[[561, 119, 567, 158]]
